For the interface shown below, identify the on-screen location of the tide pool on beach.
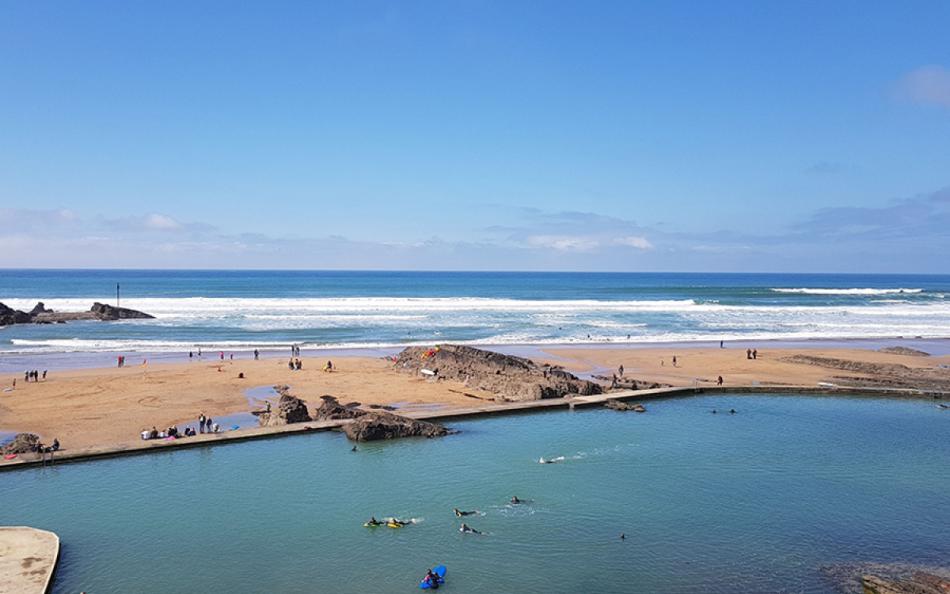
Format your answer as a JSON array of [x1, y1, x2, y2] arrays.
[[2, 393, 948, 594]]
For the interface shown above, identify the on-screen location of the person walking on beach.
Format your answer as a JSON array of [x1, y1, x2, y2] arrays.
[[720, 340, 724, 349], [254, 349, 259, 360], [618, 364, 624, 376], [42, 370, 47, 380], [198, 413, 206, 433], [717, 375, 723, 386], [746, 348, 752, 360], [752, 349, 758, 360], [672, 355, 677, 367]]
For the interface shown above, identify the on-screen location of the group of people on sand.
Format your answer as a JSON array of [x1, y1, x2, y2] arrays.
[[22, 369, 47, 383], [288, 358, 303, 371], [746, 348, 759, 360]]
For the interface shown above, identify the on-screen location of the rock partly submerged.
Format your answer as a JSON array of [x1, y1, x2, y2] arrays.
[[821, 562, 950, 594], [394, 344, 602, 402], [0, 301, 154, 326], [343, 411, 452, 442], [604, 399, 646, 412]]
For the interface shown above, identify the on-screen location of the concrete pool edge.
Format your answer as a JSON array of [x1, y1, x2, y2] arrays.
[[0, 526, 60, 594], [0, 385, 945, 473]]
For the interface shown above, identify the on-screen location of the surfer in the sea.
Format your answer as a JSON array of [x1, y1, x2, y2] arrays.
[[459, 523, 482, 534], [453, 508, 478, 517]]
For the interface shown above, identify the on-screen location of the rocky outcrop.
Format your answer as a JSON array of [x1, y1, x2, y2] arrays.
[[257, 387, 312, 427], [604, 399, 646, 412], [1, 433, 41, 455], [29, 302, 52, 316], [879, 346, 931, 357], [394, 344, 602, 402], [821, 563, 950, 594], [0, 301, 153, 326], [594, 375, 673, 390], [312, 395, 367, 421], [89, 302, 154, 320], [342, 411, 452, 442], [783, 354, 950, 392], [0, 303, 32, 326]]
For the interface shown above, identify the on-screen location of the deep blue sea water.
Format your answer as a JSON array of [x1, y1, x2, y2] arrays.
[[2, 270, 950, 356], [2, 394, 947, 594]]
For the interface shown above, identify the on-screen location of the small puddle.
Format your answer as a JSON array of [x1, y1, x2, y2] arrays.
[[180, 385, 281, 433], [388, 401, 449, 412]]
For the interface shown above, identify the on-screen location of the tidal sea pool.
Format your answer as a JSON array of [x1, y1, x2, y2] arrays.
[[2, 393, 948, 593]]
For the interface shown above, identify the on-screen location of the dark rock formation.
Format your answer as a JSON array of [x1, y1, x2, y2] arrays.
[[604, 399, 646, 412], [342, 411, 452, 442], [257, 387, 312, 427], [395, 344, 602, 402], [89, 302, 154, 320], [312, 395, 367, 421], [29, 302, 52, 315], [0, 301, 154, 326], [1, 433, 41, 455], [0, 303, 32, 326], [879, 346, 931, 357]]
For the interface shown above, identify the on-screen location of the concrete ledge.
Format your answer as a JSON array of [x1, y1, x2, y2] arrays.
[[1, 385, 945, 473], [0, 527, 59, 594]]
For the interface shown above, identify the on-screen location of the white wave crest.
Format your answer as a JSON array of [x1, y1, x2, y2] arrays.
[[770, 288, 923, 295]]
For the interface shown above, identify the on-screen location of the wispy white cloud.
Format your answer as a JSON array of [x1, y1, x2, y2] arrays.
[[896, 65, 950, 109], [144, 213, 182, 230], [525, 235, 600, 252], [612, 236, 653, 250]]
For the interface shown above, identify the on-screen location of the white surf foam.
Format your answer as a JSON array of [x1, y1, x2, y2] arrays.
[[770, 288, 923, 295]]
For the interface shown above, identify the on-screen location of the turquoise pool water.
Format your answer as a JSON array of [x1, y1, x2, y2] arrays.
[[2, 394, 948, 593]]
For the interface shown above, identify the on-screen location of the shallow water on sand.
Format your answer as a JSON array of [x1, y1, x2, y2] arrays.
[[2, 394, 948, 593]]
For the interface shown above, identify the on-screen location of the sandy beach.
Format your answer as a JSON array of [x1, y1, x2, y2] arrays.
[[543, 345, 950, 388], [2, 345, 949, 456], [0, 355, 497, 452]]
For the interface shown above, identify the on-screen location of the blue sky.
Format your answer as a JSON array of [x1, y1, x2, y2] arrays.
[[1, 1, 949, 271]]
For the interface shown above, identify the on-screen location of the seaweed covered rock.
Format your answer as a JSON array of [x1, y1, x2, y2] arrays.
[[394, 344, 601, 402], [342, 411, 452, 442]]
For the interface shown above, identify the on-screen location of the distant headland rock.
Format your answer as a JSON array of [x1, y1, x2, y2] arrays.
[[0, 301, 154, 326]]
